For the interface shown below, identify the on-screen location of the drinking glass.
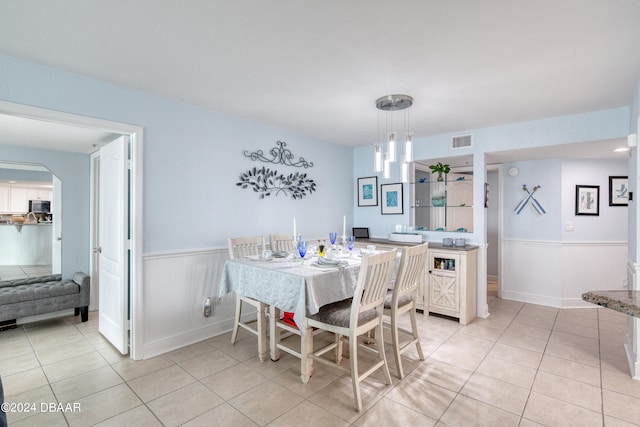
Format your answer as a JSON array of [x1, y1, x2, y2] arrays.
[[346, 236, 355, 256], [297, 240, 308, 262], [329, 232, 337, 245]]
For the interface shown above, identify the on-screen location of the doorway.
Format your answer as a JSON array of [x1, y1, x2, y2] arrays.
[[0, 100, 144, 360], [486, 166, 501, 301]]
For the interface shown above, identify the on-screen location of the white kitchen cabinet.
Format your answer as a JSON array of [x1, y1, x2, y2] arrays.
[[10, 187, 30, 213], [426, 245, 477, 325], [0, 185, 10, 213]]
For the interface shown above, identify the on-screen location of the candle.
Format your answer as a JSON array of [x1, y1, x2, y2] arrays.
[[293, 217, 297, 238], [342, 215, 346, 239]]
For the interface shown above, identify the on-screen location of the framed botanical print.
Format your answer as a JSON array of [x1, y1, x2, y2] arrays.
[[381, 183, 403, 215], [575, 185, 599, 216], [609, 176, 628, 206], [357, 176, 378, 206]]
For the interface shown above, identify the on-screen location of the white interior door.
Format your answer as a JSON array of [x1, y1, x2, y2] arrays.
[[98, 135, 129, 354], [52, 175, 62, 274]]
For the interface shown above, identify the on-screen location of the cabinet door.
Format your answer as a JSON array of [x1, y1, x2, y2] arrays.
[[0, 186, 9, 213], [10, 188, 30, 213], [427, 251, 460, 314], [429, 271, 458, 312]]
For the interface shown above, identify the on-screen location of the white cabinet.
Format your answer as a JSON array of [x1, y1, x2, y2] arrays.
[[10, 187, 30, 213], [0, 186, 10, 213], [426, 246, 477, 325]]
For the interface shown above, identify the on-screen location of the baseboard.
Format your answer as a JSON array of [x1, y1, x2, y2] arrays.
[[142, 312, 254, 359]]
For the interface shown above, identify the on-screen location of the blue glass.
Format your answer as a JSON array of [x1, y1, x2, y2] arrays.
[[297, 240, 308, 259], [296, 234, 302, 243], [346, 236, 355, 255], [329, 232, 337, 245]]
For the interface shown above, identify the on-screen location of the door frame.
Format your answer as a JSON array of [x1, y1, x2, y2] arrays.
[[0, 100, 144, 360]]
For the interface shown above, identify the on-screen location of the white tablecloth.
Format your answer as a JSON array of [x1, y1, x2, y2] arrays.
[[219, 256, 361, 326]]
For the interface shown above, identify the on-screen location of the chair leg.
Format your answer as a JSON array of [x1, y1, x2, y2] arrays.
[[390, 308, 404, 378], [349, 331, 362, 412], [335, 334, 343, 363], [410, 307, 425, 361], [231, 297, 242, 345], [376, 321, 392, 385]]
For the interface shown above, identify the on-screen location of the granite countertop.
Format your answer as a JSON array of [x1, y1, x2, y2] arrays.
[[359, 238, 478, 251], [582, 290, 640, 318]]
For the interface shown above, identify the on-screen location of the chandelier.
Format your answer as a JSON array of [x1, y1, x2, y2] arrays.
[[374, 94, 414, 182]]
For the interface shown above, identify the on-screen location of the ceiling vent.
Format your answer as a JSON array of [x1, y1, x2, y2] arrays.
[[452, 134, 473, 149]]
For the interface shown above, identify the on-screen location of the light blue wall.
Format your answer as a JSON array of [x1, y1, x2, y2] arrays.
[[355, 108, 630, 242], [0, 168, 51, 182], [0, 54, 354, 275], [629, 80, 640, 262]]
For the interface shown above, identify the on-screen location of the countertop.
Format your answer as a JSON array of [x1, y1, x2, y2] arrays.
[[358, 238, 479, 251], [581, 290, 640, 318]]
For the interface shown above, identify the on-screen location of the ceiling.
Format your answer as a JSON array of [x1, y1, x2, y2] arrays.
[[0, 0, 638, 156]]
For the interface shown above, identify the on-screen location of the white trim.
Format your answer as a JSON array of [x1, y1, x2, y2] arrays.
[[502, 238, 627, 246], [144, 247, 227, 260], [0, 100, 144, 360]]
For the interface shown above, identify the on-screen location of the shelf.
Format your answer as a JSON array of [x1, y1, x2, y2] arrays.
[[413, 178, 472, 185], [412, 205, 473, 209]]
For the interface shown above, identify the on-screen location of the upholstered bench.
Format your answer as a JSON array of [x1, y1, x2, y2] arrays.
[[0, 272, 90, 328]]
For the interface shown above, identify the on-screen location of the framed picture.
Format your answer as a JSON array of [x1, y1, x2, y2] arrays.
[[381, 183, 403, 215], [575, 185, 600, 216], [609, 176, 629, 206], [357, 176, 378, 207]]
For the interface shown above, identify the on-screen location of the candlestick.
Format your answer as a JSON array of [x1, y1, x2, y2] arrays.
[[293, 217, 297, 239], [342, 215, 346, 240]]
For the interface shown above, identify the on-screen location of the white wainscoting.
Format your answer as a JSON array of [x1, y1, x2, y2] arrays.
[[501, 239, 627, 308], [142, 247, 247, 359]]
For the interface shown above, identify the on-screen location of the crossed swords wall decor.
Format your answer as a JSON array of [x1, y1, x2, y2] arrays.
[[514, 185, 546, 215]]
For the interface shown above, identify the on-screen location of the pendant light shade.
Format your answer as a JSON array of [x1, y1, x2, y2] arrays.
[[374, 144, 383, 172], [404, 134, 413, 163], [387, 133, 396, 162]]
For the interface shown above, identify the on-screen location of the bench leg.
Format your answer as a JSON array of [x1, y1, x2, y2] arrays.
[[79, 306, 88, 322], [74, 308, 80, 316]]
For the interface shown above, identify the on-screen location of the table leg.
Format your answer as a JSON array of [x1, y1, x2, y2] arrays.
[[258, 305, 268, 362], [269, 306, 281, 361], [300, 318, 313, 384]]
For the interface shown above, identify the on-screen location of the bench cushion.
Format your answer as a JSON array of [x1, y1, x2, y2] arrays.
[[0, 280, 79, 305]]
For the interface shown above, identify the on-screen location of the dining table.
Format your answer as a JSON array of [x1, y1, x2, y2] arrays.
[[218, 252, 363, 382]]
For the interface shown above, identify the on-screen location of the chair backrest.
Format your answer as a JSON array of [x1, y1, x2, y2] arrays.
[[392, 243, 429, 303], [269, 233, 295, 252], [351, 250, 398, 321], [228, 236, 265, 259]]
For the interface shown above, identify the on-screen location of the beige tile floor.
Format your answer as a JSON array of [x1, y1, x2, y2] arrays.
[[2, 297, 640, 426], [0, 265, 52, 281]]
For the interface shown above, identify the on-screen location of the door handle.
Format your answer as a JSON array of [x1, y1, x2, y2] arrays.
[[57, 237, 62, 241], [93, 246, 102, 253]]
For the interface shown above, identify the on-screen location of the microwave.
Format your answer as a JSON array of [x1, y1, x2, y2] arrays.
[[29, 199, 51, 213]]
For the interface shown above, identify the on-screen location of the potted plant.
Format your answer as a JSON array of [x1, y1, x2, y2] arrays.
[[429, 162, 450, 181]]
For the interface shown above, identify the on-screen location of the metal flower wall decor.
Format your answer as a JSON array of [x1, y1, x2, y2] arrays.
[[237, 141, 317, 200]]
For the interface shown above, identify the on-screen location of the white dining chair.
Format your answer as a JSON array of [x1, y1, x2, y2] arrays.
[[383, 243, 428, 378], [305, 250, 396, 412], [228, 236, 268, 361], [269, 233, 296, 253]]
